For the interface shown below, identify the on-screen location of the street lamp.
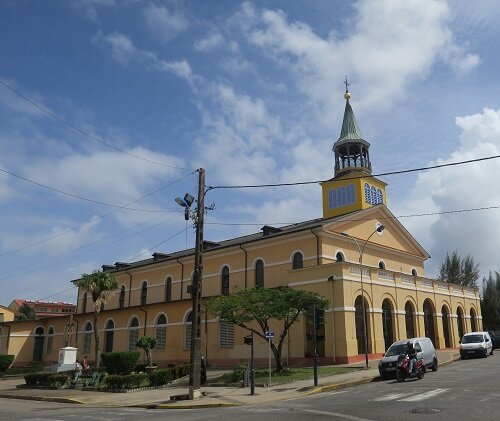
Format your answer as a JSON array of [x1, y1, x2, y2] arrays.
[[174, 169, 205, 400], [341, 224, 385, 370]]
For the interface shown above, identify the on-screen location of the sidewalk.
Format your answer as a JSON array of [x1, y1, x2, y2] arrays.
[[0, 349, 459, 409]]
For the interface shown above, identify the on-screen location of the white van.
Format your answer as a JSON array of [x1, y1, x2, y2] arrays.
[[378, 337, 438, 379], [460, 331, 493, 359]]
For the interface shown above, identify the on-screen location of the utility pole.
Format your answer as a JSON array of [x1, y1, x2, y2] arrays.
[[188, 168, 205, 400]]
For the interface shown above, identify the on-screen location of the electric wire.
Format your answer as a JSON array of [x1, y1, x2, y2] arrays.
[[0, 171, 195, 257], [0, 79, 195, 171], [0, 166, 184, 212], [208, 154, 500, 190]]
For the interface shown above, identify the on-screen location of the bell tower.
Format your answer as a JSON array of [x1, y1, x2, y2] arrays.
[[322, 82, 387, 219]]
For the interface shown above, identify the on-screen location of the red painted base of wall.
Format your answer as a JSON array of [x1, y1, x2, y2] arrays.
[[334, 353, 384, 364]]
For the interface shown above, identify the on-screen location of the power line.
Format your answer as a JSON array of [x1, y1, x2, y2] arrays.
[[127, 224, 194, 262], [0, 166, 185, 212], [38, 286, 77, 302], [0, 79, 194, 171], [0, 171, 195, 257], [208, 154, 500, 190]]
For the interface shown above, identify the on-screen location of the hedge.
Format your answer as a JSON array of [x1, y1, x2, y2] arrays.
[[24, 371, 73, 387], [0, 355, 14, 373], [100, 352, 140, 375], [148, 368, 174, 386], [104, 373, 148, 389]]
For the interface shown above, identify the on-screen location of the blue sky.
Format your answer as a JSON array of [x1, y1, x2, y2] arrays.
[[1, 0, 500, 304]]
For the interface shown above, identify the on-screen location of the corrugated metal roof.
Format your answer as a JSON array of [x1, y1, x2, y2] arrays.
[[337, 100, 365, 143]]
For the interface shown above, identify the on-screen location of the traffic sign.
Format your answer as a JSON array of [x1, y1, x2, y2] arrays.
[[265, 330, 275, 339]]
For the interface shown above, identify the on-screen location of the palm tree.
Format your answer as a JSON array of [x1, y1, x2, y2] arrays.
[[75, 270, 119, 367]]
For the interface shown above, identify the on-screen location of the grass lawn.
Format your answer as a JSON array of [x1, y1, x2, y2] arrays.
[[210, 366, 361, 386]]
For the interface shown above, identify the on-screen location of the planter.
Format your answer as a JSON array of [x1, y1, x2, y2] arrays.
[[145, 366, 158, 374]]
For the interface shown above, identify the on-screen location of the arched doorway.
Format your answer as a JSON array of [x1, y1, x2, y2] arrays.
[[470, 308, 478, 332], [405, 301, 415, 338], [33, 327, 44, 362], [354, 295, 370, 354], [382, 299, 394, 350], [457, 307, 465, 339], [441, 305, 451, 348], [423, 299, 436, 346], [105, 320, 114, 353]]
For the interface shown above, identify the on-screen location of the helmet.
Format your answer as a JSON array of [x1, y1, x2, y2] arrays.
[[407, 341, 411, 346]]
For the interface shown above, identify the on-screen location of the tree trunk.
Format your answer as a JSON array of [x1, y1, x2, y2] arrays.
[[271, 341, 284, 372], [93, 311, 100, 368]]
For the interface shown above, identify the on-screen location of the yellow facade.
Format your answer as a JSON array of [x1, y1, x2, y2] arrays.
[[0, 91, 482, 368]]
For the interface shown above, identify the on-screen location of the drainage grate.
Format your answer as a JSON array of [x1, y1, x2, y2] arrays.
[[409, 408, 441, 415]]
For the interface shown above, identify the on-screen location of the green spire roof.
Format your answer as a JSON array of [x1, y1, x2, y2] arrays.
[[337, 99, 365, 144]]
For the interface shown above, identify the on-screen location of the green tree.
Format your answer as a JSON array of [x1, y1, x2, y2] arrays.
[[439, 251, 480, 288], [75, 270, 119, 367], [14, 303, 37, 321], [481, 271, 500, 330], [136, 336, 157, 367], [206, 286, 329, 372]]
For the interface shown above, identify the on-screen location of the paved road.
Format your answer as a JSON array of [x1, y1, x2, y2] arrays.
[[1, 353, 499, 420]]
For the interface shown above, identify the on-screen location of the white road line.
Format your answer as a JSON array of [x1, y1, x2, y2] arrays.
[[300, 408, 376, 421], [373, 393, 408, 401], [398, 388, 449, 402]]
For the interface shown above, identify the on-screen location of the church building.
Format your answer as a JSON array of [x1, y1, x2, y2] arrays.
[[1, 89, 481, 367]]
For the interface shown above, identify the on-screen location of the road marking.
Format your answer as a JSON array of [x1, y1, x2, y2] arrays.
[[300, 409, 376, 421], [373, 393, 408, 401], [398, 388, 449, 402]]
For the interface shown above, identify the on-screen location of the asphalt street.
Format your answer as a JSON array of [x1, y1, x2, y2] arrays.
[[1, 353, 499, 420]]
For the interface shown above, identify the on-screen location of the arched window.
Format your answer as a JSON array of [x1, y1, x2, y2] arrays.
[[442, 306, 451, 348], [83, 322, 92, 355], [184, 311, 193, 350], [405, 301, 415, 339], [46, 327, 54, 354], [457, 307, 465, 339], [292, 252, 303, 270], [119, 286, 125, 309], [33, 327, 44, 362], [354, 296, 370, 354], [105, 319, 114, 353], [378, 261, 386, 270], [155, 314, 167, 350], [82, 292, 88, 314], [329, 184, 356, 209], [140, 281, 148, 306], [470, 308, 478, 332], [411, 268, 418, 277], [376, 189, 383, 204], [364, 183, 370, 203], [221, 266, 230, 296], [255, 259, 264, 288], [219, 321, 234, 348], [128, 317, 140, 351], [335, 252, 344, 263], [370, 186, 377, 204], [423, 299, 436, 346], [165, 277, 172, 302], [382, 299, 394, 350]]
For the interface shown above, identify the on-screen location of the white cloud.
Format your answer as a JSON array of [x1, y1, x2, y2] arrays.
[[246, 0, 479, 115], [92, 31, 193, 82], [75, 0, 116, 21], [395, 107, 500, 278], [143, 2, 188, 42], [194, 32, 224, 52]]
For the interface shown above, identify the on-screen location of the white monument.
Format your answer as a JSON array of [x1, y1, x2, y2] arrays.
[[46, 347, 78, 372]]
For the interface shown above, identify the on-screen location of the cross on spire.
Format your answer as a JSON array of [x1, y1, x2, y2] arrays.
[[344, 76, 350, 93]]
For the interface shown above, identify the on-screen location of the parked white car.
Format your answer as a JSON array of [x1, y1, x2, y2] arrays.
[[460, 332, 493, 359], [378, 337, 438, 379]]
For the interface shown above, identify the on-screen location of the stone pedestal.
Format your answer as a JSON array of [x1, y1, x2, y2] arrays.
[[45, 347, 78, 372]]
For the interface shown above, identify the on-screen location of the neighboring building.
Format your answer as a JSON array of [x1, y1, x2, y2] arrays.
[[1, 90, 482, 367], [9, 299, 76, 319], [0, 304, 15, 323]]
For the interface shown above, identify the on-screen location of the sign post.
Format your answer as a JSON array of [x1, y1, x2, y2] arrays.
[[265, 330, 275, 387]]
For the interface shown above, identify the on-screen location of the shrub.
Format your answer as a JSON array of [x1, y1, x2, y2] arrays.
[[24, 372, 53, 386], [0, 355, 14, 373], [48, 373, 70, 388], [101, 352, 140, 375], [148, 368, 173, 386], [230, 363, 247, 382], [104, 374, 124, 389], [134, 363, 147, 373], [136, 336, 157, 367], [104, 373, 148, 390]]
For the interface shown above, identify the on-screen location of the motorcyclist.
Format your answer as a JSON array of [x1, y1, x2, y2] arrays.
[[406, 341, 417, 374]]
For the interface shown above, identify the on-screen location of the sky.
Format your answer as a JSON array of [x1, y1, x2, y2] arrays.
[[1, 0, 500, 305]]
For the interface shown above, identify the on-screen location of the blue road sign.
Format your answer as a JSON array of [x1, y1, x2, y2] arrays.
[[265, 330, 275, 339]]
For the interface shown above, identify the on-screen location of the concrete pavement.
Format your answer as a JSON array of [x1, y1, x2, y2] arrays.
[[0, 349, 459, 409]]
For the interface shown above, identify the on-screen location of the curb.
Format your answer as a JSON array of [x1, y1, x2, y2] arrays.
[[304, 376, 376, 396], [0, 393, 85, 405], [134, 402, 239, 409]]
